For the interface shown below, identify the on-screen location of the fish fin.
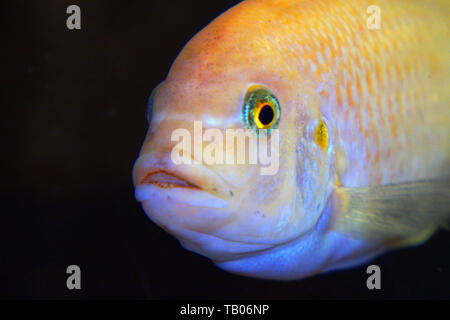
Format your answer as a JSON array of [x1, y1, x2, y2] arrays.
[[330, 178, 450, 247]]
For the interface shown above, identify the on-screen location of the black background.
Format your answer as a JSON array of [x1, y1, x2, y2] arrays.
[[2, 0, 449, 299]]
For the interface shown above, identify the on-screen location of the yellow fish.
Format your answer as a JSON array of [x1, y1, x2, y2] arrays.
[[132, 0, 450, 280]]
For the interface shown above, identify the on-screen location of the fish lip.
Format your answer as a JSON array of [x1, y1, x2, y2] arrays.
[[136, 187, 229, 209], [133, 154, 235, 202], [139, 169, 201, 190], [133, 159, 236, 210]]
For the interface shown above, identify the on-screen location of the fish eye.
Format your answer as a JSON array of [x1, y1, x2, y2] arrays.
[[147, 82, 163, 124], [242, 86, 280, 133]]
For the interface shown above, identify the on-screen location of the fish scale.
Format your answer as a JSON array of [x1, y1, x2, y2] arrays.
[[266, 0, 450, 186]]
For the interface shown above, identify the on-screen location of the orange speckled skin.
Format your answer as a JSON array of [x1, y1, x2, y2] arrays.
[[164, 0, 450, 188]]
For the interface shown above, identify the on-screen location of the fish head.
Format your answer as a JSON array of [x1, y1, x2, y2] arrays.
[[132, 4, 335, 275]]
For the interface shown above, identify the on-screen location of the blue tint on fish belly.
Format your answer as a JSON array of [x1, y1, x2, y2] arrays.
[[216, 197, 379, 280]]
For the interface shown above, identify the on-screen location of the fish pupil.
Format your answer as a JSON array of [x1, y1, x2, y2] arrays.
[[258, 104, 274, 125]]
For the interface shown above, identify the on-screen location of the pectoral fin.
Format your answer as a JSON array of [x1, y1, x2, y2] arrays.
[[330, 178, 450, 246]]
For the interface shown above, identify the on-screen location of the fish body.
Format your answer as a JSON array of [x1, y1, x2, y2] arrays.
[[133, 0, 450, 280]]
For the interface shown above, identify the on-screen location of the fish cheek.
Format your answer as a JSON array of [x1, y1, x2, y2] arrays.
[[293, 116, 335, 233]]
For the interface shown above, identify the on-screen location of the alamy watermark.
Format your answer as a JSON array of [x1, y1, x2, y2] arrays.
[[66, 5, 81, 30], [170, 121, 280, 175], [66, 264, 81, 290], [366, 264, 381, 289], [367, 5, 381, 30]]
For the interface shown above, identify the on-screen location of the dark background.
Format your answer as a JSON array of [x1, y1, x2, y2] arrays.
[[2, 0, 449, 299]]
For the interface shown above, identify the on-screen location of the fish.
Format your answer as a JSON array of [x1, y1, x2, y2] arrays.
[[132, 0, 450, 280]]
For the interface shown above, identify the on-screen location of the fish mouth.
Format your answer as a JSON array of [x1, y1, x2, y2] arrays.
[[140, 170, 201, 190], [134, 164, 233, 209]]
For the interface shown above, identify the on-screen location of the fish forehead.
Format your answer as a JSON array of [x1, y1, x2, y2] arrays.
[[154, 1, 335, 123], [152, 78, 246, 126], [165, 1, 305, 88]]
